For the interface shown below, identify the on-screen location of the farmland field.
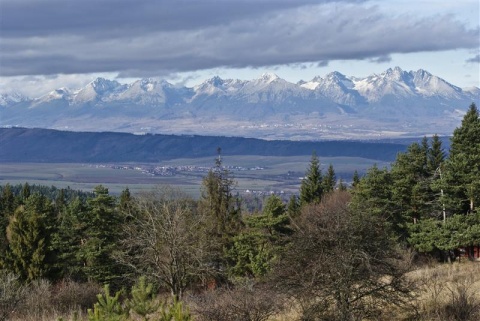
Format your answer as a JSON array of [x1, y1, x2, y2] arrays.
[[0, 155, 388, 197]]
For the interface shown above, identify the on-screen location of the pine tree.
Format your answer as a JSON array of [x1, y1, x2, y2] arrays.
[[390, 142, 430, 228], [0, 184, 17, 268], [286, 194, 300, 218], [88, 284, 127, 321], [4, 193, 55, 281], [198, 154, 242, 283], [119, 187, 133, 214], [20, 183, 31, 203], [299, 152, 323, 206], [322, 164, 336, 193], [352, 170, 360, 188], [350, 165, 395, 229], [80, 186, 124, 285], [0, 184, 16, 217], [51, 197, 87, 280], [427, 134, 446, 173], [228, 195, 291, 277], [126, 276, 160, 321], [443, 103, 480, 214], [199, 154, 240, 237]]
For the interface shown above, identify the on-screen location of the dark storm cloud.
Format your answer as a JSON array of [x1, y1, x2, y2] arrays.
[[0, 0, 478, 77], [1, 0, 344, 37]]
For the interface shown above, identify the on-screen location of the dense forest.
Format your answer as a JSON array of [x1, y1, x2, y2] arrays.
[[0, 103, 479, 321], [0, 127, 410, 163]]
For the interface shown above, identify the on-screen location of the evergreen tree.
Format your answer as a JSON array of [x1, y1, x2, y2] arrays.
[[4, 193, 55, 281], [390, 142, 430, 229], [299, 152, 323, 206], [0, 184, 17, 268], [20, 183, 31, 203], [51, 197, 87, 280], [0, 184, 16, 217], [443, 103, 480, 214], [119, 187, 133, 214], [80, 185, 124, 285], [427, 134, 446, 174], [55, 188, 66, 213], [286, 194, 300, 218], [352, 170, 360, 188], [199, 154, 240, 237], [228, 195, 291, 277], [198, 154, 242, 283], [126, 276, 160, 320], [338, 178, 347, 191], [350, 165, 396, 233], [322, 164, 336, 193]]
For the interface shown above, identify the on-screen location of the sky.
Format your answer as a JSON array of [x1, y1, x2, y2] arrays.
[[0, 0, 479, 98]]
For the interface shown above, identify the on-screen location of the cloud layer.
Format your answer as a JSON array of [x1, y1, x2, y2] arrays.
[[1, 0, 479, 78]]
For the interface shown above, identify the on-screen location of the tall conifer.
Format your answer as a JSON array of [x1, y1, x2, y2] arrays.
[[443, 103, 480, 214], [299, 152, 323, 206]]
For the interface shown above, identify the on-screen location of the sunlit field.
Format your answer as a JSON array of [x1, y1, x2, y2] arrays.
[[0, 155, 387, 196]]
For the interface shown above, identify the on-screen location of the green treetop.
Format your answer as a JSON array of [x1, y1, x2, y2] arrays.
[[299, 152, 323, 206], [443, 103, 480, 214]]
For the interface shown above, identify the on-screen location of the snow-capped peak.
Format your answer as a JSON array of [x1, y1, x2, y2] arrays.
[[0, 92, 29, 106], [46, 88, 71, 99], [90, 78, 121, 93], [325, 71, 347, 80], [193, 76, 226, 94], [259, 72, 280, 83], [382, 66, 409, 82]]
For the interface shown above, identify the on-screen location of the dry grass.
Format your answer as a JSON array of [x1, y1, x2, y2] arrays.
[[409, 261, 480, 321], [4, 262, 480, 321]]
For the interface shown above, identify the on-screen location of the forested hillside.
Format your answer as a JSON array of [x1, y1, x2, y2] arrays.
[[0, 127, 409, 162], [0, 103, 479, 321]]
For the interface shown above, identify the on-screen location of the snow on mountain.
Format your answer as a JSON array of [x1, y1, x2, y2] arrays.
[[192, 76, 246, 99], [191, 73, 312, 106], [34, 87, 73, 105], [309, 72, 366, 106], [1, 67, 478, 139], [112, 78, 173, 105], [411, 69, 463, 99], [463, 86, 480, 97], [73, 78, 124, 104], [352, 67, 417, 103], [237, 73, 312, 104], [299, 76, 323, 90], [0, 92, 29, 107]]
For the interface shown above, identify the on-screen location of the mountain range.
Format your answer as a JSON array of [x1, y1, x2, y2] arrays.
[[1, 67, 478, 140]]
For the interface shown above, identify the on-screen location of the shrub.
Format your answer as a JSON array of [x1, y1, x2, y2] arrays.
[[190, 282, 281, 321], [443, 278, 480, 321], [52, 279, 100, 313], [0, 270, 26, 321], [20, 279, 52, 317]]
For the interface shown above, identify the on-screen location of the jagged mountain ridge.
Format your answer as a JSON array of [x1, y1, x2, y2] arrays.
[[1, 67, 478, 140]]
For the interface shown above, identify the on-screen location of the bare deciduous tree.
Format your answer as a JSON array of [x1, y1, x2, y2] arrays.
[[115, 186, 208, 299], [272, 191, 415, 321]]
